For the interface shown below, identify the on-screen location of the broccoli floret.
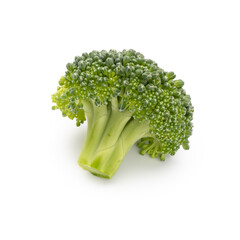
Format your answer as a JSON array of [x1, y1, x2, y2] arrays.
[[52, 49, 194, 179]]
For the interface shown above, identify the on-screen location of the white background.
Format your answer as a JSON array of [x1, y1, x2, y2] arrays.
[[0, 0, 239, 239]]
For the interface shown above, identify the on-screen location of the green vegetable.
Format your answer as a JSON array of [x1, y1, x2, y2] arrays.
[[52, 49, 194, 179]]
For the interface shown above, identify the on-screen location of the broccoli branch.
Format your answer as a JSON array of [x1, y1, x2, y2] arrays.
[[78, 99, 149, 178]]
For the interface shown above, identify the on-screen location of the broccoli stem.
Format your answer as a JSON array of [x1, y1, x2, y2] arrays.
[[78, 100, 110, 166], [78, 99, 149, 178], [90, 119, 149, 178], [92, 98, 132, 156]]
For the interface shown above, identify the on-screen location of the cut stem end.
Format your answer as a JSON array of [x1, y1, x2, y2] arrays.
[[78, 162, 112, 179]]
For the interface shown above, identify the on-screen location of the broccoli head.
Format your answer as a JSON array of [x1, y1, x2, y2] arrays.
[[52, 49, 194, 178]]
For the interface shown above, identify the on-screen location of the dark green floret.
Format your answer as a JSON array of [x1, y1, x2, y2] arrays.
[[52, 49, 194, 178]]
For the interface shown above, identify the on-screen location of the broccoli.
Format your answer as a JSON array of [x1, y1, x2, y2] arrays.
[[52, 49, 194, 179]]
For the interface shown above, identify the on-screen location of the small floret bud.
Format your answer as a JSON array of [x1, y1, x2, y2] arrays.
[[74, 56, 80, 62], [100, 50, 108, 60], [162, 75, 168, 83], [163, 82, 170, 88], [160, 153, 165, 161], [182, 140, 190, 150], [123, 56, 130, 65], [122, 80, 129, 86], [138, 84, 146, 92], [106, 57, 114, 66], [78, 61, 86, 70], [142, 72, 151, 80], [137, 57, 144, 64], [69, 87, 75, 94], [58, 76, 65, 86], [135, 69, 143, 76], [82, 52, 89, 58], [146, 84, 155, 91], [71, 73, 79, 81], [174, 80, 184, 88], [60, 93, 67, 99], [66, 63, 73, 71], [125, 66, 132, 76], [116, 66, 125, 76], [166, 72, 176, 80], [173, 90, 181, 97]]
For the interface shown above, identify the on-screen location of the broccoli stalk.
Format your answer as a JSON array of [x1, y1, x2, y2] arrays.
[[77, 99, 110, 165], [78, 98, 149, 178]]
